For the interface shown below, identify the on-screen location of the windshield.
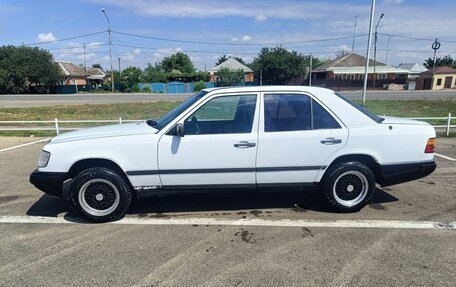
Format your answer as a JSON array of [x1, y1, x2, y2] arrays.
[[149, 91, 207, 130], [334, 93, 384, 123]]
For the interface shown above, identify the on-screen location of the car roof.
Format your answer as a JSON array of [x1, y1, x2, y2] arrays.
[[201, 85, 332, 94]]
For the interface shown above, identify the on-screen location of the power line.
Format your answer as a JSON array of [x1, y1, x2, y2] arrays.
[[111, 30, 368, 46], [378, 33, 456, 43], [26, 30, 107, 46]]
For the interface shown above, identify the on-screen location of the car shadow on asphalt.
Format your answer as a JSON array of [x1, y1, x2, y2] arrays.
[[25, 187, 398, 218]]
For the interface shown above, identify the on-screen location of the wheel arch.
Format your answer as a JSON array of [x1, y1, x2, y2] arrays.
[[66, 158, 133, 188], [321, 154, 382, 183]]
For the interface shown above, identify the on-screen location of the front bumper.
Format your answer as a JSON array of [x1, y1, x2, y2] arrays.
[[379, 160, 436, 187], [29, 169, 66, 197]]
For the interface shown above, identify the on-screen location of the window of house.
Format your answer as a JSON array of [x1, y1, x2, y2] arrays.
[[436, 78, 442, 86], [264, 94, 341, 132], [184, 95, 257, 135]]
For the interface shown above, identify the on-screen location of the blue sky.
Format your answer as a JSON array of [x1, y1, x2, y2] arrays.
[[1, 0, 455, 70]]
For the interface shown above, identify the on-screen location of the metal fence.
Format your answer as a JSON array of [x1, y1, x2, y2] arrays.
[[0, 113, 454, 136]]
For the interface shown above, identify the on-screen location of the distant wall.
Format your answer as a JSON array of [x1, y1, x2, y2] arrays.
[[139, 82, 216, 94]]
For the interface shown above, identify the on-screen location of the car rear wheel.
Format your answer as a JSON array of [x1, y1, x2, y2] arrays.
[[321, 161, 375, 212], [69, 167, 132, 222]]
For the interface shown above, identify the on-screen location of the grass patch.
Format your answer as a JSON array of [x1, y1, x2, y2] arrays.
[[0, 100, 455, 137], [354, 100, 456, 118]]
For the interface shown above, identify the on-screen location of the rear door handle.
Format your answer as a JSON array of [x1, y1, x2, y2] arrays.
[[234, 141, 256, 148], [320, 137, 342, 145]]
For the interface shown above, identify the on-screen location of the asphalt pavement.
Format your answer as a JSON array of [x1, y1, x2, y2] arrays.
[[1, 89, 455, 108], [0, 137, 455, 286]]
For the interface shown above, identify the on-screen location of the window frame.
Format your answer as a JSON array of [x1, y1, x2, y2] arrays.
[[262, 92, 343, 133]]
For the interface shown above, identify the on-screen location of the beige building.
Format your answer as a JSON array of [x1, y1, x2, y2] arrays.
[[209, 58, 254, 83], [416, 66, 456, 90]]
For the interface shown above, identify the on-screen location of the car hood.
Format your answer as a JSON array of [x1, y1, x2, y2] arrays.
[[49, 121, 157, 144], [381, 116, 430, 126]]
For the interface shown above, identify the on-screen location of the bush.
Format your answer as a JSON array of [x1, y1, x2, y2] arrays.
[[194, 81, 207, 91], [132, 84, 140, 92], [140, 85, 152, 93]]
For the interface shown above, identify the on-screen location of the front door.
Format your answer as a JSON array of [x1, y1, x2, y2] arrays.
[[444, 77, 452, 89], [256, 93, 348, 185], [158, 93, 259, 187]]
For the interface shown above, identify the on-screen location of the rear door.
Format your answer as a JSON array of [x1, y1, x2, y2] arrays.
[[256, 92, 348, 185], [157, 93, 259, 188]]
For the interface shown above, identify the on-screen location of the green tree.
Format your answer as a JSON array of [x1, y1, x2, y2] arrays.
[[142, 63, 167, 83], [216, 67, 245, 86], [194, 80, 207, 91], [121, 66, 142, 87], [0, 45, 61, 94], [92, 63, 103, 70], [215, 55, 246, 66], [423, 55, 456, 69], [160, 52, 195, 73], [251, 47, 308, 85]]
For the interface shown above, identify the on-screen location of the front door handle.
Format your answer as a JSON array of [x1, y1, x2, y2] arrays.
[[234, 141, 256, 148], [320, 137, 342, 145]]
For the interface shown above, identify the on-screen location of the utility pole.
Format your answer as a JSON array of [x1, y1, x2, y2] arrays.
[[373, 13, 384, 89], [352, 16, 359, 53], [101, 8, 114, 92], [83, 43, 87, 71], [118, 57, 121, 75], [260, 69, 263, 86], [309, 54, 313, 86], [384, 35, 390, 64], [362, 0, 376, 107]]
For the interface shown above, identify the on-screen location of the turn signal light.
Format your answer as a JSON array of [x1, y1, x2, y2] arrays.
[[425, 138, 436, 153]]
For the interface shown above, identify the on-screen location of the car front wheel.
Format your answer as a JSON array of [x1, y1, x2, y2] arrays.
[[69, 167, 132, 222], [321, 161, 375, 212]]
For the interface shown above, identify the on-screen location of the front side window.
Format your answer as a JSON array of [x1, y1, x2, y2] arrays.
[[184, 95, 257, 135]]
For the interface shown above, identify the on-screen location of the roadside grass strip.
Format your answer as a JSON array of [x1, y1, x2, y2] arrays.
[[0, 138, 51, 153], [0, 215, 454, 230]]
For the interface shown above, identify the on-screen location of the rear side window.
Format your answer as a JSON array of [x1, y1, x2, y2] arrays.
[[264, 94, 311, 132], [312, 100, 341, 129], [264, 94, 340, 132]]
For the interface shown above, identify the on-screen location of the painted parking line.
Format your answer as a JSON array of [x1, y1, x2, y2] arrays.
[[435, 153, 456, 161], [0, 215, 454, 230], [0, 138, 51, 153]]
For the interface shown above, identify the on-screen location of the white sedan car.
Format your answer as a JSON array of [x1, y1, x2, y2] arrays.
[[30, 86, 436, 222]]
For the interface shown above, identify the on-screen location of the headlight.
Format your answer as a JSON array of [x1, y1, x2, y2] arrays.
[[38, 150, 51, 167]]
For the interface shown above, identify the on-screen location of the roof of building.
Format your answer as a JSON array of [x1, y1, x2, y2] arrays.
[[58, 61, 86, 77], [86, 67, 106, 79], [397, 63, 427, 73], [420, 66, 456, 75], [209, 58, 253, 73], [314, 53, 387, 71], [58, 61, 106, 79], [314, 52, 408, 74]]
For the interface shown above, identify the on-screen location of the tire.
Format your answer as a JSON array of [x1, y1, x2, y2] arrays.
[[69, 167, 132, 223], [321, 161, 375, 212]]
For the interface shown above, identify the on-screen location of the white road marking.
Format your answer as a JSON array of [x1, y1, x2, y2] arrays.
[[435, 153, 456, 161], [0, 215, 454, 230], [0, 138, 51, 153]]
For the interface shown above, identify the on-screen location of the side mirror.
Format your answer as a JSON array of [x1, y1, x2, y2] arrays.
[[176, 123, 185, 137]]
